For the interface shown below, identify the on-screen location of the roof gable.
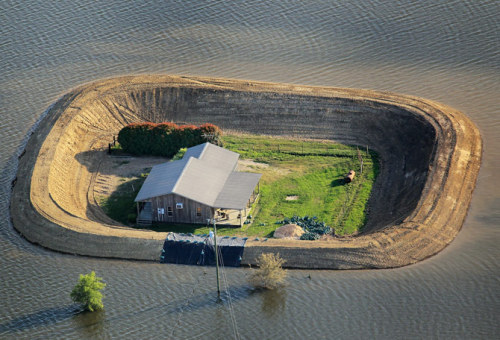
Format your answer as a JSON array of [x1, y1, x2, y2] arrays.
[[173, 157, 232, 206], [134, 158, 188, 202], [135, 142, 260, 209], [182, 142, 239, 171]]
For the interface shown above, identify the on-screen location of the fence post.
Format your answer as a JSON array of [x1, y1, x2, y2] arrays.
[[357, 147, 363, 174]]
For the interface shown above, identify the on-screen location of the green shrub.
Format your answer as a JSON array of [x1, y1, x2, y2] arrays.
[[70, 271, 106, 312], [199, 123, 223, 146], [151, 122, 178, 156], [117, 122, 222, 157], [279, 215, 332, 238], [249, 253, 287, 289], [172, 147, 187, 161], [300, 232, 320, 240], [127, 213, 137, 223], [117, 123, 156, 155]]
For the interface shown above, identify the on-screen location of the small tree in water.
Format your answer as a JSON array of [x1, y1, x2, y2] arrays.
[[249, 253, 287, 289], [70, 271, 106, 312]]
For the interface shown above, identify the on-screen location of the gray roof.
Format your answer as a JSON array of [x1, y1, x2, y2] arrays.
[[214, 172, 262, 209], [183, 142, 239, 171], [135, 143, 261, 210]]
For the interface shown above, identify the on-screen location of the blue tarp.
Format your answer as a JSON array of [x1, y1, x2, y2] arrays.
[[160, 233, 247, 267]]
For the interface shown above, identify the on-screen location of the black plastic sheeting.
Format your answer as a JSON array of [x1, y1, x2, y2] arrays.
[[160, 233, 247, 267]]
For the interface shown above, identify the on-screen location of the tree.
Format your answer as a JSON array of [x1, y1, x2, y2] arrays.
[[249, 253, 287, 289], [70, 271, 106, 312]]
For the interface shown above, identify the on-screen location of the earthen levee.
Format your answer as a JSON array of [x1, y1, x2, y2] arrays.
[[10, 75, 482, 268]]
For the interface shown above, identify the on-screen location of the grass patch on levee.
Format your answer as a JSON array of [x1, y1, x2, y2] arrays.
[[223, 133, 379, 237], [100, 133, 378, 237], [100, 177, 146, 226]]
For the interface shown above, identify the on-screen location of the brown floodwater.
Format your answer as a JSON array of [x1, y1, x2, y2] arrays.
[[0, 1, 498, 338]]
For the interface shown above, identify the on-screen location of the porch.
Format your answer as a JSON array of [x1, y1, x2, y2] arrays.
[[137, 201, 153, 226]]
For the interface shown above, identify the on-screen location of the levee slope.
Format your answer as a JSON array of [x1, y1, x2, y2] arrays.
[[11, 75, 481, 268]]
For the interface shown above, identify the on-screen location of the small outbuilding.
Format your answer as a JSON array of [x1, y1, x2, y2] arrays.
[[134, 143, 261, 227]]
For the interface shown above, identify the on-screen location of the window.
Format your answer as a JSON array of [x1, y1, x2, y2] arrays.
[[176, 203, 183, 209], [196, 207, 202, 217], [167, 207, 173, 216]]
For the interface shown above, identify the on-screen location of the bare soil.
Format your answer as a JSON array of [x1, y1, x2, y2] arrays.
[[93, 155, 166, 208]]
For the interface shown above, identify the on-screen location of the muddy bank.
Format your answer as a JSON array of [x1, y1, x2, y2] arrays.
[[10, 75, 481, 268]]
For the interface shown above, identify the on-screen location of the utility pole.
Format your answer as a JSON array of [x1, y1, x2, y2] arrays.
[[213, 219, 221, 301]]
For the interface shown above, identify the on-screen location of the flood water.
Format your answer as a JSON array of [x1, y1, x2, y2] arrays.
[[0, 1, 498, 339]]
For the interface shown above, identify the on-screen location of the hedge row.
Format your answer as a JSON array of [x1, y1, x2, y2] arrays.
[[117, 122, 222, 157]]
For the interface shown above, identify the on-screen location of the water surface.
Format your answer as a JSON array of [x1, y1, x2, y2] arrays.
[[0, 1, 498, 338]]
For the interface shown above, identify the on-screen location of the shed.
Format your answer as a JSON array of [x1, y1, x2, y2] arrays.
[[135, 143, 261, 226]]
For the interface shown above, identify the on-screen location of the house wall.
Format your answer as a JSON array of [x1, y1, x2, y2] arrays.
[[149, 193, 213, 224]]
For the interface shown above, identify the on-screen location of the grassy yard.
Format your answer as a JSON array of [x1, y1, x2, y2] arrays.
[[223, 134, 378, 236], [101, 133, 378, 237]]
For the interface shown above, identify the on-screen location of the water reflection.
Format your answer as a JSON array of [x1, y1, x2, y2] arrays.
[[71, 309, 106, 338], [258, 289, 287, 317]]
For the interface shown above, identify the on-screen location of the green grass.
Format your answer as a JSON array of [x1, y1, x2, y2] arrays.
[[223, 134, 379, 236], [100, 177, 145, 225], [101, 133, 379, 237]]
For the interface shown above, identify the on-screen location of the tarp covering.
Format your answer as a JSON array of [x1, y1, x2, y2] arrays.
[[160, 233, 247, 267]]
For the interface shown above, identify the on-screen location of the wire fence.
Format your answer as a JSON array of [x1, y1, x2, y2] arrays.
[[232, 141, 373, 159]]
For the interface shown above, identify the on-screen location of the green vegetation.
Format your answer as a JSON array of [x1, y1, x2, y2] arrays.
[[101, 133, 378, 237], [70, 271, 106, 312], [249, 253, 287, 289], [117, 122, 221, 157], [223, 134, 378, 236], [100, 176, 146, 225], [276, 215, 331, 240]]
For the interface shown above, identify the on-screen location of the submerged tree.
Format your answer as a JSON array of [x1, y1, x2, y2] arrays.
[[249, 253, 287, 289], [70, 271, 106, 312]]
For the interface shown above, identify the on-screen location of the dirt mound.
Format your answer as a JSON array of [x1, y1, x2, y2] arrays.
[[274, 224, 305, 239], [10, 75, 482, 268]]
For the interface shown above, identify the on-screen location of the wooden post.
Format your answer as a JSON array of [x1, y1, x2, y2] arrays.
[[240, 210, 243, 227], [357, 147, 363, 174]]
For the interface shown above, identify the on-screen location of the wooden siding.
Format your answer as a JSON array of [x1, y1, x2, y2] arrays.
[[149, 193, 213, 224]]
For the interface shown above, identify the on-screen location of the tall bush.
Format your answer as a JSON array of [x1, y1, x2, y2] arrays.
[[150, 122, 178, 156], [249, 253, 287, 289], [117, 122, 222, 157], [199, 123, 222, 146], [70, 271, 106, 312], [174, 124, 200, 148]]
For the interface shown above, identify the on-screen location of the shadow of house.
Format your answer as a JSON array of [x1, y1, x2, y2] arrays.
[[135, 143, 261, 227]]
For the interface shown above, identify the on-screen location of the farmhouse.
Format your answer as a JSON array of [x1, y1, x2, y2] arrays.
[[134, 143, 261, 226]]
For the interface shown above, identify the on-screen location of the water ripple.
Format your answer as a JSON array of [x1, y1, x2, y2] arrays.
[[0, 0, 498, 338]]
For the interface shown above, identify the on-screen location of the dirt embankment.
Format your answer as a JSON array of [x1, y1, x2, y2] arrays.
[[10, 75, 482, 268]]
